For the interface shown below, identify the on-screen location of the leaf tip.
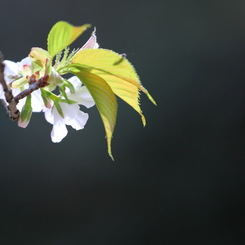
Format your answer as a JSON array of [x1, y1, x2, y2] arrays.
[[148, 93, 157, 106], [141, 114, 146, 127], [107, 141, 114, 161], [109, 152, 115, 161], [141, 86, 157, 106]]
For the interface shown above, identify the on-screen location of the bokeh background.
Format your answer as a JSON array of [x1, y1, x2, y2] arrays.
[[0, 0, 245, 244]]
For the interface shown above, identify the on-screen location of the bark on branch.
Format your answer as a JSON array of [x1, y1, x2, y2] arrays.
[[14, 74, 49, 104], [0, 51, 20, 120]]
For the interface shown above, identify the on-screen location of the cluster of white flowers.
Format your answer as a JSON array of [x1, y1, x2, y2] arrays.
[[0, 31, 99, 143]]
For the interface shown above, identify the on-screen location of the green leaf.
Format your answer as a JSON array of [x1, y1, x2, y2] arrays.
[[71, 48, 156, 126], [73, 69, 117, 160], [47, 21, 91, 58]]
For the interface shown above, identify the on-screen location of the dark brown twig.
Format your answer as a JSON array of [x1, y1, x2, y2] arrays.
[[0, 51, 20, 120], [14, 74, 49, 104]]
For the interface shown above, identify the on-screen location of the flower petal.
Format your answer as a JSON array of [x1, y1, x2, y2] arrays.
[[3, 60, 19, 83], [68, 76, 95, 108], [60, 103, 89, 130], [18, 57, 31, 67], [80, 28, 99, 50], [16, 96, 26, 111], [50, 107, 68, 142], [44, 106, 54, 124], [69, 86, 95, 108], [31, 90, 45, 112], [0, 86, 4, 100], [51, 121, 68, 143], [68, 76, 83, 90]]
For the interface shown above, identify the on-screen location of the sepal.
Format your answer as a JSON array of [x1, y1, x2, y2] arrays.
[[18, 95, 32, 128]]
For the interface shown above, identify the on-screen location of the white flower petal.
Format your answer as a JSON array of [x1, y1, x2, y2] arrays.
[[16, 97, 26, 112], [68, 86, 95, 108], [44, 107, 54, 124], [69, 110, 89, 130], [67, 76, 95, 108], [61, 103, 89, 130], [31, 90, 45, 112], [3, 60, 19, 83], [18, 57, 31, 67], [50, 107, 68, 143], [51, 122, 68, 143], [0, 87, 4, 100], [68, 76, 83, 90]]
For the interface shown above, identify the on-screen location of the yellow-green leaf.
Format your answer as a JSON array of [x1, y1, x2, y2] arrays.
[[72, 48, 156, 126], [47, 21, 91, 58], [73, 69, 117, 160]]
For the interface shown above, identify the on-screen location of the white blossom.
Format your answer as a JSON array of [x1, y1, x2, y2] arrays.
[[2, 57, 45, 113], [0, 30, 98, 142], [44, 76, 95, 143]]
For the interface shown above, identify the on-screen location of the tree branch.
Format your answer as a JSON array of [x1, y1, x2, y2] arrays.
[[14, 74, 49, 104], [0, 51, 20, 120]]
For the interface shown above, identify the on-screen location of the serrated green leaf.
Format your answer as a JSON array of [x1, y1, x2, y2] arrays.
[[73, 70, 117, 160], [47, 21, 91, 58], [71, 48, 156, 126]]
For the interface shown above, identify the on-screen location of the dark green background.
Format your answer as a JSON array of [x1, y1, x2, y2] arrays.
[[0, 0, 245, 244]]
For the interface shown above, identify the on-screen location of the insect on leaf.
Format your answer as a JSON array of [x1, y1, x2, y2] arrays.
[[72, 48, 156, 126]]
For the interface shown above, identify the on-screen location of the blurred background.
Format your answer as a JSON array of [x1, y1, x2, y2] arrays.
[[0, 0, 245, 244]]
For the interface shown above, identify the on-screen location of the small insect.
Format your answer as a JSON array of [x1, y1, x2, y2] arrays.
[[113, 53, 127, 65]]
